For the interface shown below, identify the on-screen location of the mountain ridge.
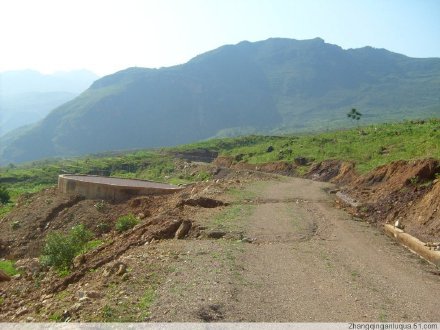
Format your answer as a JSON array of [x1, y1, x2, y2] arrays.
[[1, 38, 439, 164]]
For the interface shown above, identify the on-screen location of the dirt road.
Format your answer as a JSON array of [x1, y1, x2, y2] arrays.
[[151, 176, 440, 322]]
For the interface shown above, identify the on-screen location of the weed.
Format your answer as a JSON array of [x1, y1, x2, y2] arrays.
[[0, 260, 19, 276], [0, 186, 10, 204], [94, 200, 108, 212], [139, 287, 155, 319], [96, 222, 111, 234], [379, 308, 388, 322], [48, 311, 63, 322], [0, 297, 4, 305], [102, 305, 115, 322], [10, 220, 20, 230], [409, 176, 419, 186], [40, 224, 93, 271], [115, 214, 138, 232]]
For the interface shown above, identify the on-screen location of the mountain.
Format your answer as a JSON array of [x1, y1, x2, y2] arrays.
[[0, 70, 98, 135], [1, 38, 440, 164]]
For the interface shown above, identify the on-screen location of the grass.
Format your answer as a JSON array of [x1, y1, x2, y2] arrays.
[[173, 118, 440, 173], [115, 214, 138, 232], [0, 260, 19, 276], [138, 287, 155, 319]]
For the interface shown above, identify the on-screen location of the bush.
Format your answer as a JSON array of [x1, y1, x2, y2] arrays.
[[40, 224, 93, 271], [0, 186, 10, 204], [115, 214, 138, 232]]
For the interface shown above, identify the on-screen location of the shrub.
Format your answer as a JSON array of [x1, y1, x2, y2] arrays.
[[40, 224, 93, 271], [115, 214, 138, 232], [0, 186, 10, 204]]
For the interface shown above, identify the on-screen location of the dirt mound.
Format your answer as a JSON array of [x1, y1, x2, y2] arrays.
[[214, 156, 297, 176], [334, 159, 440, 242], [307, 160, 356, 184]]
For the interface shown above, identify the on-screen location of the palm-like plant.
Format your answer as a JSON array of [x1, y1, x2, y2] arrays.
[[347, 108, 362, 125]]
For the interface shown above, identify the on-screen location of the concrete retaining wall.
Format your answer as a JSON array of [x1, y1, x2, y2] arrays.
[[58, 174, 183, 201]]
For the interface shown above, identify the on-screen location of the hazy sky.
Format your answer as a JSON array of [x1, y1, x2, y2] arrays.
[[1, 0, 439, 76]]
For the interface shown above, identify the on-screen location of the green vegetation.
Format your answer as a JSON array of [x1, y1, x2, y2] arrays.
[[138, 287, 155, 319], [175, 118, 440, 173], [0, 186, 10, 204], [0, 260, 19, 276], [115, 214, 139, 232], [347, 108, 362, 125], [40, 224, 93, 271]]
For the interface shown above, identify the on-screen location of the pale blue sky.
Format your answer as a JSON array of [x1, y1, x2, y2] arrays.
[[1, 0, 439, 75]]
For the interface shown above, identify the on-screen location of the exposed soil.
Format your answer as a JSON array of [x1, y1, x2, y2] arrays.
[[0, 158, 439, 322], [308, 159, 440, 242]]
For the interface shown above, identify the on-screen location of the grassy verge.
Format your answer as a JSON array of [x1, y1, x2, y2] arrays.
[[173, 119, 440, 173]]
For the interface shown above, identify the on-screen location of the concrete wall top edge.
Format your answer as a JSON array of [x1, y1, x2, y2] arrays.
[[58, 174, 183, 190]]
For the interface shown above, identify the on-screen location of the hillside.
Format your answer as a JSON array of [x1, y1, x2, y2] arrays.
[[1, 38, 440, 164], [0, 70, 98, 136], [0, 120, 439, 322]]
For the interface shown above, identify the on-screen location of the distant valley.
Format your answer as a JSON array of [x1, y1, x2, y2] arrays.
[[0, 70, 98, 136], [1, 38, 439, 164]]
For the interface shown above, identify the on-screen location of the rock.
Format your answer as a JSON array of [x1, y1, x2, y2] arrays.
[[294, 157, 309, 166], [15, 258, 40, 276], [15, 307, 29, 317], [266, 146, 274, 153], [26, 317, 36, 322], [85, 290, 101, 299], [62, 310, 72, 322], [76, 291, 87, 299], [207, 230, 227, 239], [40, 293, 53, 301], [0, 269, 11, 282], [69, 303, 82, 313], [33, 303, 43, 313], [241, 237, 255, 243], [73, 254, 86, 268], [175, 220, 192, 239], [116, 264, 127, 276]]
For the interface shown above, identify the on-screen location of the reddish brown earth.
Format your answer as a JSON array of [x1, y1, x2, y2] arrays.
[[309, 159, 440, 242]]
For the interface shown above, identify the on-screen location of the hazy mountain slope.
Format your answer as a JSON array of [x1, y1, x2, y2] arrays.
[[1, 38, 439, 164], [0, 70, 98, 135]]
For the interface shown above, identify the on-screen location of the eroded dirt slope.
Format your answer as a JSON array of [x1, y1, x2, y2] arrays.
[[308, 159, 440, 242]]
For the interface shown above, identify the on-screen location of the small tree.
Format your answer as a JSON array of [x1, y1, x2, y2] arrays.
[[347, 108, 362, 126], [0, 186, 10, 204]]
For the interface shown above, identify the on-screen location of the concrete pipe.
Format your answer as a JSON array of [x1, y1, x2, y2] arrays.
[[383, 224, 440, 267]]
